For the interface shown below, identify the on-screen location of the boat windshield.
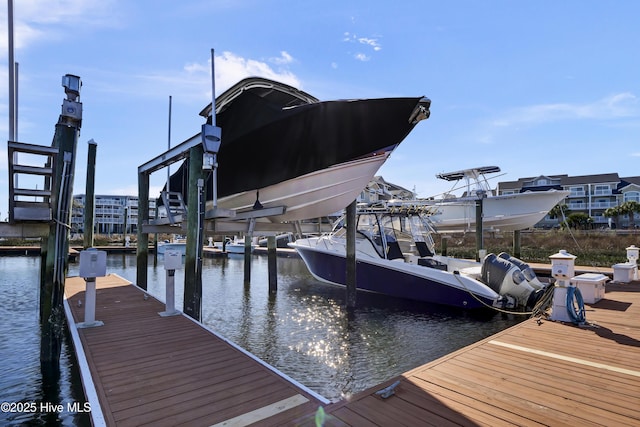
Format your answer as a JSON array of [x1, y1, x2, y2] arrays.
[[355, 213, 385, 258]]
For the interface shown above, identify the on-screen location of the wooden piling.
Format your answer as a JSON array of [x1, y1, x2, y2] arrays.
[[136, 171, 149, 290], [346, 200, 357, 308], [268, 235, 277, 293], [184, 147, 206, 321], [513, 229, 521, 258], [41, 122, 79, 365], [475, 197, 484, 261], [244, 233, 252, 284], [83, 139, 97, 249]]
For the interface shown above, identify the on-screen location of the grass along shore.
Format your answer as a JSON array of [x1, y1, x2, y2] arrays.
[[2, 230, 637, 268], [436, 229, 639, 267]]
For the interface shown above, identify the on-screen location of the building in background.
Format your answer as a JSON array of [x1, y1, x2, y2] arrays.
[[71, 195, 156, 235], [497, 173, 640, 228]]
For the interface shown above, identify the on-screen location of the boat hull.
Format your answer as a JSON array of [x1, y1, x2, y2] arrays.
[[292, 244, 496, 309], [156, 243, 186, 255], [165, 77, 430, 222], [210, 151, 392, 221], [426, 190, 569, 232]]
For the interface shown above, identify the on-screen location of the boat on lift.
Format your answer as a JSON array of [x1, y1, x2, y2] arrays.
[[289, 204, 550, 310], [420, 166, 569, 232], [163, 77, 431, 222]]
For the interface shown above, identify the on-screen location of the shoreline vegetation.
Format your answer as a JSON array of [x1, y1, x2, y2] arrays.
[[1, 229, 637, 267], [437, 229, 639, 267]]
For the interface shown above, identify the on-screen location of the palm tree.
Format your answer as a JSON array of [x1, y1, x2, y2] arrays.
[[619, 201, 640, 229], [548, 203, 570, 228], [604, 206, 622, 229]]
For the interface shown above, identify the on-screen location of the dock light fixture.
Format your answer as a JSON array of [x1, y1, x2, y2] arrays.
[[201, 123, 221, 170], [62, 74, 81, 101], [61, 74, 83, 125]]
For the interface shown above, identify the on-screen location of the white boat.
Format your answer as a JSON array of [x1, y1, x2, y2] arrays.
[[165, 77, 431, 222], [289, 204, 550, 310], [224, 237, 257, 254], [212, 150, 393, 222], [156, 240, 186, 255], [420, 166, 569, 232]]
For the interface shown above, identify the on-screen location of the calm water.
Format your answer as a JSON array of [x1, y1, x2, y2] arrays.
[[2, 253, 524, 425]]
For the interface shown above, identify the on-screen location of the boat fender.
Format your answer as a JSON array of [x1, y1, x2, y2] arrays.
[[566, 286, 586, 323]]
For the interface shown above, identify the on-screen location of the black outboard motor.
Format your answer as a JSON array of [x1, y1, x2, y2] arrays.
[[481, 253, 538, 307], [498, 252, 545, 290]]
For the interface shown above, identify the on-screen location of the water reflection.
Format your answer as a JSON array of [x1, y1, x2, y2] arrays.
[[0, 256, 90, 426]]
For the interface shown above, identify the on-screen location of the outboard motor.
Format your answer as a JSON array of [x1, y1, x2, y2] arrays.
[[498, 252, 545, 290], [481, 253, 538, 307]]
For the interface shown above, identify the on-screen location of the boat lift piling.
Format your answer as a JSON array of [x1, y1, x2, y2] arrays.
[[475, 191, 485, 261], [268, 235, 277, 293], [83, 139, 97, 249], [346, 200, 357, 308]]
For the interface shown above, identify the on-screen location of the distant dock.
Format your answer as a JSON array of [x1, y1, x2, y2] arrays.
[[64, 272, 640, 425]]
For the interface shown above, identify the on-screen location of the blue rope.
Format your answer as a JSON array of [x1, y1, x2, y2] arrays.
[[566, 286, 585, 323]]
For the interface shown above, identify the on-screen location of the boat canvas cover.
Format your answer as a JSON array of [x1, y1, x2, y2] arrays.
[[165, 77, 428, 203]]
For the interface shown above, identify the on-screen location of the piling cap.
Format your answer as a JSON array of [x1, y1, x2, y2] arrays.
[[549, 249, 576, 260], [626, 245, 638, 251]]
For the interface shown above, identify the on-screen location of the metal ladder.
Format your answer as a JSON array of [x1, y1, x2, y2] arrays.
[[7, 141, 58, 222]]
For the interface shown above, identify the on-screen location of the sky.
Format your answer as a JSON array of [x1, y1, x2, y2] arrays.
[[1, 0, 639, 220]]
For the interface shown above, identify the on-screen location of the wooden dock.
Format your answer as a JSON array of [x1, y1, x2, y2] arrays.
[[323, 280, 640, 426], [64, 274, 329, 427], [65, 274, 640, 426]]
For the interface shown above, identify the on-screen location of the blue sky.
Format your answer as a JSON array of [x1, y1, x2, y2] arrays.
[[1, 0, 639, 220]]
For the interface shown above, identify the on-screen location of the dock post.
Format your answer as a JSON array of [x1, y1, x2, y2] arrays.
[[83, 139, 97, 249], [184, 145, 206, 321], [441, 235, 449, 256], [513, 230, 521, 258], [41, 76, 83, 366], [268, 235, 277, 293], [244, 219, 255, 284], [346, 200, 357, 308], [475, 193, 485, 261], [244, 234, 252, 283], [136, 170, 149, 290]]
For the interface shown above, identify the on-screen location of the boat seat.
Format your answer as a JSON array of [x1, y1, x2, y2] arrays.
[[386, 241, 404, 260], [415, 241, 434, 257]]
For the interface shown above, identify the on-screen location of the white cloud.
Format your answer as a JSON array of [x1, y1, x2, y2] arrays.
[[358, 37, 382, 51], [0, 0, 120, 55], [491, 92, 639, 128], [270, 51, 294, 65], [343, 32, 383, 59]]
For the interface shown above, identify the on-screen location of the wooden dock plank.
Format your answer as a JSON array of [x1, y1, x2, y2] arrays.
[[324, 280, 640, 426], [64, 274, 327, 427]]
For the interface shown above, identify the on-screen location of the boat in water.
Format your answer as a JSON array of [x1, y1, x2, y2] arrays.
[[156, 239, 187, 255], [289, 204, 550, 310], [419, 166, 569, 232], [164, 77, 431, 222]]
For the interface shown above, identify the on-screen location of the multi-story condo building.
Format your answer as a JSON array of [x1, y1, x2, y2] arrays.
[[497, 173, 640, 228], [71, 195, 156, 235]]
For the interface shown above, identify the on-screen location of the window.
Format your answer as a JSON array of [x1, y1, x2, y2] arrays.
[[569, 186, 585, 197], [594, 185, 611, 196], [624, 191, 640, 203]]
